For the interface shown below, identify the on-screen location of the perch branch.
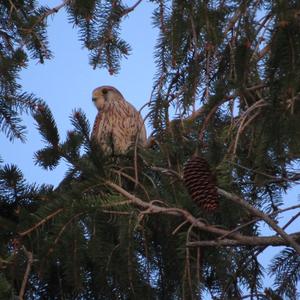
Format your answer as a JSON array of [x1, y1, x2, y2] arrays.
[[105, 181, 300, 249]]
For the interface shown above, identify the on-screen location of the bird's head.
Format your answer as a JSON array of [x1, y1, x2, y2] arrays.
[[92, 86, 123, 111]]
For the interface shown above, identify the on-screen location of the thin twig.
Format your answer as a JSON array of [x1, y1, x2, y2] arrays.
[[227, 160, 300, 184], [19, 208, 64, 237], [121, 0, 143, 16], [19, 247, 33, 300], [100, 199, 134, 208], [283, 211, 300, 230], [102, 210, 131, 215], [47, 212, 84, 255], [172, 220, 189, 235], [112, 169, 150, 200]]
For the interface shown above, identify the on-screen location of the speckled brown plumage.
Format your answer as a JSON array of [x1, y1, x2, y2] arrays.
[[91, 86, 147, 155]]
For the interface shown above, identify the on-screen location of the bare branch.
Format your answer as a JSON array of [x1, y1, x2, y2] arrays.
[[257, 44, 271, 59], [217, 188, 300, 254], [149, 166, 182, 179], [121, 0, 143, 16], [19, 247, 33, 300], [41, 0, 72, 20], [283, 211, 300, 230], [224, 8, 242, 35], [105, 181, 300, 250], [275, 204, 300, 215], [187, 233, 300, 247], [227, 160, 300, 184]]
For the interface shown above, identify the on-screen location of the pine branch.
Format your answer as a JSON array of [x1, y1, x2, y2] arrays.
[[105, 180, 300, 249], [270, 248, 300, 298], [218, 188, 300, 254], [33, 104, 60, 146]]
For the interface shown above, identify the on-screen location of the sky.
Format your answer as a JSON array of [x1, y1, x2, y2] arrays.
[[2, 0, 156, 187], [1, 1, 300, 298]]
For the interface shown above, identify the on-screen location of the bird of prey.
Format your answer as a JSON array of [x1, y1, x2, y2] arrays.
[[91, 86, 147, 155]]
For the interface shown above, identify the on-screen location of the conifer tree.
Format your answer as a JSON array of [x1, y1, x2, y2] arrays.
[[1, 1, 300, 299]]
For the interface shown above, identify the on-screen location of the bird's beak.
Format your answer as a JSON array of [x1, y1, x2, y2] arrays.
[[92, 97, 96, 102]]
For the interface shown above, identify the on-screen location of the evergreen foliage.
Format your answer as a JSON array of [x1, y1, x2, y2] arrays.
[[1, 0, 300, 299], [0, 0, 49, 142]]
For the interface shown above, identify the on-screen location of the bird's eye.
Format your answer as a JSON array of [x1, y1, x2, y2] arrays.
[[102, 89, 108, 95], [92, 97, 97, 102]]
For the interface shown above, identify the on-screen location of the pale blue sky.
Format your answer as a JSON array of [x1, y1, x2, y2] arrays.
[[1, 1, 299, 297]]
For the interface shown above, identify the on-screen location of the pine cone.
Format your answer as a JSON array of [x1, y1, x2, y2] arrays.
[[183, 155, 219, 212]]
